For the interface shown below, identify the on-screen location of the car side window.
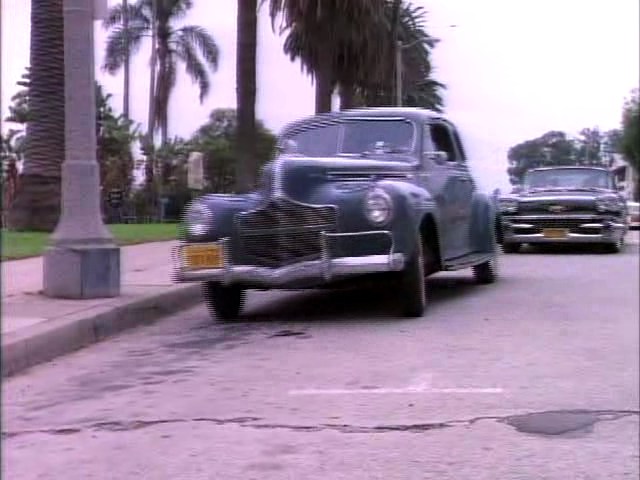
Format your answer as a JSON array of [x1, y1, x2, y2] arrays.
[[428, 122, 458, 163], [450, 127, 467, 163]]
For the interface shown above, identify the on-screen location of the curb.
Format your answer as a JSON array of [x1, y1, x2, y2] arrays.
[[1, 284, 203, 378]]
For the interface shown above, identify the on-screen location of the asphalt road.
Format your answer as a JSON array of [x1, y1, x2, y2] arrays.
[[3, 239, 639, 480]]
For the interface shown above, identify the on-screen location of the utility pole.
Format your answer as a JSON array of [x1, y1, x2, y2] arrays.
[[43, 0, 120, 298]]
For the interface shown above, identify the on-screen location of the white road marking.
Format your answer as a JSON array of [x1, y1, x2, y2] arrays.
[[289, 374, 504, 395], [288, 387, 504, 395]]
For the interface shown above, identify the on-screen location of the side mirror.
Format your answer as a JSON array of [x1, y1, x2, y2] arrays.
[[425, 150, 449, 165]]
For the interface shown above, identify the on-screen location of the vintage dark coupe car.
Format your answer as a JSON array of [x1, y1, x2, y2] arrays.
[[174, 107, 499, 320], [499, 166, 628, 253]]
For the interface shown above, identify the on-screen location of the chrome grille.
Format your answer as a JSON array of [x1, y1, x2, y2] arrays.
[[510, 217, 601, 233], [518, 200, 596, 216], [236, 198, 338, 267]]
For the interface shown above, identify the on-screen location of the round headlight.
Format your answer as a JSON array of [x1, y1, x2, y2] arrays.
[[365, 188, 393, 226], [185, 201, 212, 236]]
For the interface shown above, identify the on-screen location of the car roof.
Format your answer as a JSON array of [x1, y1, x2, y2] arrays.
[[279, 107, 447, 136]]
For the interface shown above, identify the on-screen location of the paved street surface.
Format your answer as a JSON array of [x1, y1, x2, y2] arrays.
[[3, 241, 639, 479]]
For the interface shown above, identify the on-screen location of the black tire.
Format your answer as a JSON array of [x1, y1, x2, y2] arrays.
[[502, 242, 520, 254], [603, 238, 623, 254], [399, 234, 427, 318], [473, 256, 498, 284], [202, 282, 246, 321]]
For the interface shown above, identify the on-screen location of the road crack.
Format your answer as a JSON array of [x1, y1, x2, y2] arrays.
[[3, 409, 638, 439]]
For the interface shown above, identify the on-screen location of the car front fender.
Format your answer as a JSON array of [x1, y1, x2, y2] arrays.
[[187, 192, 262, 241]]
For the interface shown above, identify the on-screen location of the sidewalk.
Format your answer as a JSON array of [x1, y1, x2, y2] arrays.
[[2, 241, 203, 377]]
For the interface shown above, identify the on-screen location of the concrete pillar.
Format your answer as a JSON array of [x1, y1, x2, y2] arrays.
[[43, 0, 121, 298]]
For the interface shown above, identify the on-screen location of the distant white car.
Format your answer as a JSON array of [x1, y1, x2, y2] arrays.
[[628, 201, 640, 230]]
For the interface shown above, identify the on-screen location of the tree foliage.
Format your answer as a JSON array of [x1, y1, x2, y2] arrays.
[[620, 88, 639, 174], [190, 108, 276, 193], [355, 1, 444, 111], [269, 0, 388, 113], [269, 0, 444, 112], [506, 129, 620, 185], [95, 83, 138, 203], [102, 0, 220, 144]]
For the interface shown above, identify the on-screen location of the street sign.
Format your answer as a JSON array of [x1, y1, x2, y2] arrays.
[[107, 189, 124, 208], [188, 151, 204, 190]]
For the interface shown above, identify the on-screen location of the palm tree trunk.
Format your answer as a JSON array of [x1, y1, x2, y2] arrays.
[[235, 0, 258, 193], [7, 0, 65, 231], [156, 46, 169, 145], [315, 49, 333, 114], [122, 0, 130, 120], [145, 0, 158, 188]]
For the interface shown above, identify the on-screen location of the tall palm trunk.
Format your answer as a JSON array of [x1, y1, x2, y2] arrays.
[[145, 0, 158, 188], [122, 0, 130, 119], [315, 49, 335, 113], [8, 0, 65, 231], [156, 39, 170, 145], [235, 0, 258, 193], [315, 49, 333, 114]]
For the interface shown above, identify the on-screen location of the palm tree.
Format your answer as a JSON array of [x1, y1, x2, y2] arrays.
[[235, 0, 258, 193], [356, 1, 444, 111], [102, 0, 220, 145], [7, 0, 65, 231], [269, 0, 388, 114]]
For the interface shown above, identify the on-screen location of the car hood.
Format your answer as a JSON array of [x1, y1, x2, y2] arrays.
[[261, 155, 416, 200], [511, 189, 611, 214], [519, 188, 611, 198]]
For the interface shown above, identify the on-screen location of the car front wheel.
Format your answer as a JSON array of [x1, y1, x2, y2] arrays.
[[502, 242, 520, 253], [603, 237, 624, 254], [399, 234, 428, 318], [202, 282, 246, 321]]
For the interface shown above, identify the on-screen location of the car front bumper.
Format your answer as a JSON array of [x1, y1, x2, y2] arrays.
[[501, 216, 626, 244], [172, 231, 406, 287]]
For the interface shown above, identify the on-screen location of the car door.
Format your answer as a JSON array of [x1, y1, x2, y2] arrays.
[[419, 120, 474, 260], [446, 121, 476, 255]]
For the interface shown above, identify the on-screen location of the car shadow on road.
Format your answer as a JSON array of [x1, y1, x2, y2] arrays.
[[238, 274, 480, 325], [514, 244, 619, 255]]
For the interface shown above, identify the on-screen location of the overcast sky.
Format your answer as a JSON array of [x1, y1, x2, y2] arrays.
[[2, 0, 638, 190]]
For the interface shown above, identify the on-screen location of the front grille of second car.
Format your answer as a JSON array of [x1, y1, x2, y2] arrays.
[[236, 198, 338, 268], [512, 217, 599, 233]]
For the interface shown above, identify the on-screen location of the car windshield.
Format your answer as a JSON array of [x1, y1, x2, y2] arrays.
[[523, 168, 613, 191], [281, 119, 416, 159]]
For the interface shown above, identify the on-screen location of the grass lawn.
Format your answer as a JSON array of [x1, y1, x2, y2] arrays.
[[2, 223, 181, 261]]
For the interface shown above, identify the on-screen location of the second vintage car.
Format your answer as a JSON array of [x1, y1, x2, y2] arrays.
[[499, 166, 628, 253], [174, 107, 499, 320]]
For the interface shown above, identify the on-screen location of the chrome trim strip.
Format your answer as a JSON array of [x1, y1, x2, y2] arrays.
[[174, 231, 402, 286], [175, 253, 406, 286], [504, 231, 625, 244]]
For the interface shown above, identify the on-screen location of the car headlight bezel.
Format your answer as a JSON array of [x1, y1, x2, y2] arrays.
[[364, 187, 394, 226], [596, 195, 623, 213], [184, 200, 212, 237]]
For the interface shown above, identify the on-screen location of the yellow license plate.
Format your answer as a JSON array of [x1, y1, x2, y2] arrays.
[[542, 228, 569, 239], [183, 244, 223, 270]]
